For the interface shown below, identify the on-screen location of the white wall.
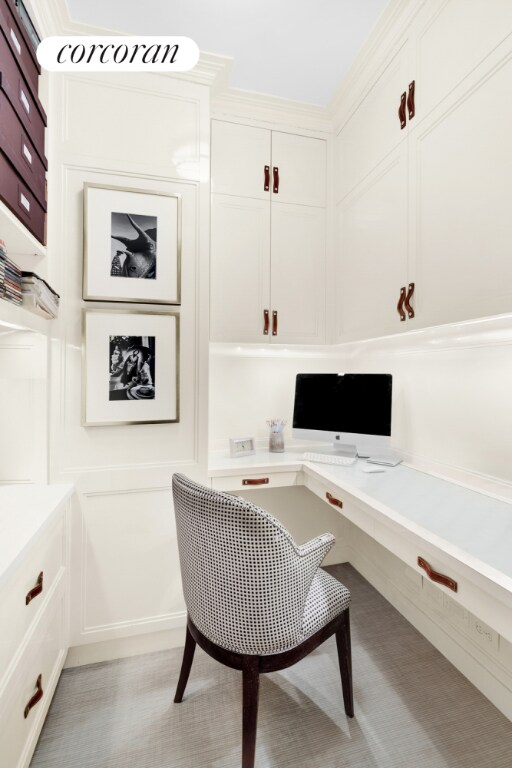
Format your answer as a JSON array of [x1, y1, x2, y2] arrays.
[[209, 314, 512, 498], [42, 66, 211, 659]]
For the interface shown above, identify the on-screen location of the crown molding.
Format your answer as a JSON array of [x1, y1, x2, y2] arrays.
[[212, 88, 332, 135]]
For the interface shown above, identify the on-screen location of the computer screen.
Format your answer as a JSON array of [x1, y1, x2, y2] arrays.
[[292, 373, 392, 455]]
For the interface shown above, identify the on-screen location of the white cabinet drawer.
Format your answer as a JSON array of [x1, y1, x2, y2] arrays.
[[0, 582, 66, 768], [0, 514, 65, 689], [211, 471, 299, 493]]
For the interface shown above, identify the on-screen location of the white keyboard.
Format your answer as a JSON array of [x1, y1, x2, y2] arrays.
[[302, 452, 357, 467]]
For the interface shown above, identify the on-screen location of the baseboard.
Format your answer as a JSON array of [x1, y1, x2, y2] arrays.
[[346, 543, 512, 721], [65, 626, 186, 668]]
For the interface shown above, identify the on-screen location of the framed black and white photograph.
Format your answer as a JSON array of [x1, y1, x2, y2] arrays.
[[83, 309, 179, 426], [83, 183, 181, 304]]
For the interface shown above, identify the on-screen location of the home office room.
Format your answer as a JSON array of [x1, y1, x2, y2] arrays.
[[1, 0, 511, 766]]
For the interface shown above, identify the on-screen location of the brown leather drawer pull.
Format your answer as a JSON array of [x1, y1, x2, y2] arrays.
[[24, 675, 43, 718], [326, 492, 343, 509], [418, 557, 458, 592], [272, 310, 278, 336], [263, 309, 269, 335], [26, 571, 43, 605], [242, 478, 269, 486]]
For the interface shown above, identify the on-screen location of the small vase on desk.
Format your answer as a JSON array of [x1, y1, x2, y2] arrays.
[[269, 431, 285, 453]]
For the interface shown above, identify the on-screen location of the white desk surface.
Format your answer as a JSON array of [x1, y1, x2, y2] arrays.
[[0, 484, 74, 588], [209, 449, 512, 592]]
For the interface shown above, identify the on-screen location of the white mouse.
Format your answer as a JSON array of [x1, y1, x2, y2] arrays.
[[362, 466, 386, 473]]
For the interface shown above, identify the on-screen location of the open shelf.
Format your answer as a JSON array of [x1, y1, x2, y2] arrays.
[[0, 200, 46, 259], [0, 299, 51, 334]]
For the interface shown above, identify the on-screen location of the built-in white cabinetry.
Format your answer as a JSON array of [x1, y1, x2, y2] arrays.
[[210, 120, 326, 344], [0, 485, 72, 768], [334, 0, 512, 343]]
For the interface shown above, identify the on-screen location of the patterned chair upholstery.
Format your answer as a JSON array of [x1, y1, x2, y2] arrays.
[[172, 473, 354, 768]]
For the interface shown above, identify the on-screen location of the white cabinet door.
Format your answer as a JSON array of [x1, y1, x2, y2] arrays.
[[271, 203, 326, 344], [271, 132, 326, 207], [413, 0, 512, 122], [336, 144, 408, 342], [409, 53, 512, 328], [210, 194, 271, 343], [335, 37, 411, 204], [211, 121, 270, 199]]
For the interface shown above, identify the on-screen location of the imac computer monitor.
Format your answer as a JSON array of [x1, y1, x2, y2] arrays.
[[292, 373, 392, 457]]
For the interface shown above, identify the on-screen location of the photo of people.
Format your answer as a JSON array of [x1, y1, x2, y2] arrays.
[[110, 212, 157, 280], [109, 335, 156, 401]]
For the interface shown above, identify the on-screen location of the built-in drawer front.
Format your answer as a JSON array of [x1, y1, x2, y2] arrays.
[[0, 31, 46, 163], [0, 0, 40, 98], [0, 152, 46, 242], [211, 471, 299, 492], [0, 584, 66, 768], [0, 90, 46, 204], [0, 514, 65, 690]]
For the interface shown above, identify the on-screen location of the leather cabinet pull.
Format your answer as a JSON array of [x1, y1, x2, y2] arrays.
[[397, 286, 406, 321], [418, 556, 458, 593], [407, 80, 415, 120], [404, 282, 415, 319], [264, 165, 270, 191], [398, 92, 407, 129], [263, 309, 269, 335]]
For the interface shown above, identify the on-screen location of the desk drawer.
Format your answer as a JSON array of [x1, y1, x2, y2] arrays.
[[0, 0, 40, 98], [0, 152, 46, 242], [211, 471, 299, 493], [0, 514, 65, 690], [0, 90, 46, 204], [0, 583, 66, 768], [0, 30, 46, 163]]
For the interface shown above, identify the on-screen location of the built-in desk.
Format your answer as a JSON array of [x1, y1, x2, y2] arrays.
[[209, 450, 512, 649]]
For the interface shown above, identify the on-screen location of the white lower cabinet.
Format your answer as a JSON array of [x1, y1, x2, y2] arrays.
[[0, 489, 70, 768], [0, 585, 67, 768]]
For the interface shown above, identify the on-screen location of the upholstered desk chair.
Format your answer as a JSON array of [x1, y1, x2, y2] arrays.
[[172, 473, 354, 768]]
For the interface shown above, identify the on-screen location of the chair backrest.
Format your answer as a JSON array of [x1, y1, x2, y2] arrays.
[[172, 473, 315, 655]]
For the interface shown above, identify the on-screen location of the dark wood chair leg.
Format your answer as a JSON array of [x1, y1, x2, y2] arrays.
[[335, 609, 354, 718], [242, 655, 260, 768], [174, 624, 197, 703]]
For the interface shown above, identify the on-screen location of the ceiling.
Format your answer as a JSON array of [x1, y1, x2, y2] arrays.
[[65, 0, 390, 106]]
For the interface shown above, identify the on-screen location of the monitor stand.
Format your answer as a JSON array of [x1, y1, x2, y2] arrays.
[[332, 440, 357, 459]]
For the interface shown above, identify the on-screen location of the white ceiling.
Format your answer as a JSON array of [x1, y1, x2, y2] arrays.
[[65, 0, 390, 106]]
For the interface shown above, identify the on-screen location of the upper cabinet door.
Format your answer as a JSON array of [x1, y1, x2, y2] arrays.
[[413, 0, 512, 122], [270, 132, 326, 207], [211, 121, 270, 200], [335, 144, 408, 343], [408, 51, 512, 329], [210, 194, 271, 343], [270, 202, 326, 344], [335, 37, 411, 204]]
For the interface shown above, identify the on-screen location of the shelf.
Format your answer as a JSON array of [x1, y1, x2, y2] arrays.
[[0, 299, 51, 334], [0, 200, 46, 259]]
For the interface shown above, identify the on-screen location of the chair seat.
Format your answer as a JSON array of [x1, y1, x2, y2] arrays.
[[302, 569, 351, 641]]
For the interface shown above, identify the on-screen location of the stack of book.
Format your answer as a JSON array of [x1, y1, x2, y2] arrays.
[[0, 240, 23, 305], [21, 272, 60, 318]]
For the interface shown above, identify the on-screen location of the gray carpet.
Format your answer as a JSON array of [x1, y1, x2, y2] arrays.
[[30, 565, 512, 768]]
